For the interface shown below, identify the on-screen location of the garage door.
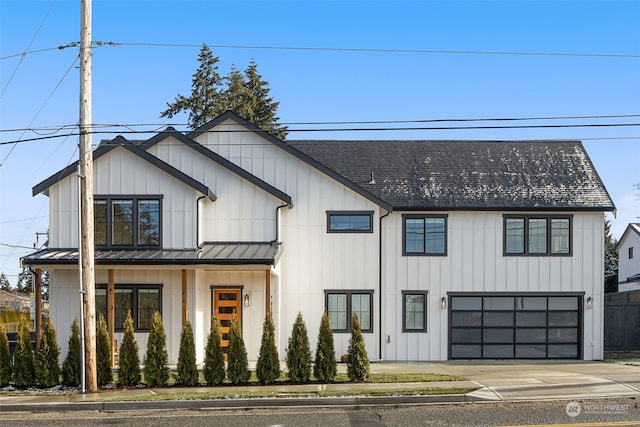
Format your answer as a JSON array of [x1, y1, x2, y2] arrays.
[[449, 295, 581, 359]]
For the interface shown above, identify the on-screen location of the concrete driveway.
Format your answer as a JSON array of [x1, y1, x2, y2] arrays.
[[371, 360, 640, 401]]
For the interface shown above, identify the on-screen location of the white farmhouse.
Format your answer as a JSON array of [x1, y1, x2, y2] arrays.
[[616, 223, 640, 292], [22, 111, 615, 363]]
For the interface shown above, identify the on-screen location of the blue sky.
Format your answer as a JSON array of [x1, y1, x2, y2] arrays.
[[1, 0, 639, 285]]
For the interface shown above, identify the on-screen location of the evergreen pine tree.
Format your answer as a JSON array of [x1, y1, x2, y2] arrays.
[[12, 321, 34, 387], [203, 316, 225, 385], [176, 321, 198, 386], [34, 317, 60, 387], [0, 272, 11, 291], [96, 314, 113, 386], [61, 317, 81, 386], [347, 313, 370, 382], [142, 312, 169, 387], [286, 312, 311, 383], [118, 311, 141, 386], [160, 45, 287, 137], [0, 323, 12, 386], [160, 44, 224, 128], [226, 318, 249, 384], [314, 312, 337, 383], [256, 312, 280, 385]]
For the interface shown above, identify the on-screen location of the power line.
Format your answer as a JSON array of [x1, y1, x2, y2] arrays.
[[1, 0, 57, 98], [3, 41, 640, 61]]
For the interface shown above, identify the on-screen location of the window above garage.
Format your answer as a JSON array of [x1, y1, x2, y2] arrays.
[[503, 215, 572, 256]]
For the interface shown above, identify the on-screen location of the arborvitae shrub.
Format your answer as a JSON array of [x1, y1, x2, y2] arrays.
[[61, 317, 81, 386], [96, 314, 113, 386], [12, 321, 34, 387], [286, 312, 311, 383], [176, 321, 198, 386], [0, 323, 12, 386], [118, 311, 141, 386], [314, 312, 337, 383], [256, 312, 280, 385], [347, 313, 370, 382], [203, 317, 225, 385], [143, 312, 170, 387], [34, 317, 60, 388], [226, 318, 249, 384]]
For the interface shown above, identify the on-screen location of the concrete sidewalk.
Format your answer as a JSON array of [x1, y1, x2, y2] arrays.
[[1, 361, 638, 411]]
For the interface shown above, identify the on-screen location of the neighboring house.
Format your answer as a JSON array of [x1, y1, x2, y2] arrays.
[[616, 223, 640, 292], [22, 111, 615, 363], [0, 290, 30, 311]]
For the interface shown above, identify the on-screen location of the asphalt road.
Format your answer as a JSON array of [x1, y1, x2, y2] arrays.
[[2, 398, 639, 426]]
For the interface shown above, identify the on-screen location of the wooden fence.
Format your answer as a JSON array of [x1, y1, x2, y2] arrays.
[[604, 291, 640, 350]]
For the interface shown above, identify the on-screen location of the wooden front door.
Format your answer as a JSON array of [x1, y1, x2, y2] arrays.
[[213, 289, 242, 353]]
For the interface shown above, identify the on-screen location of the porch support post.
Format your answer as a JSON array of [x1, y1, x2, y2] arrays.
[[35, 268, 42, 345], [265, 269, 271, 315], [182, 269, 188, 327], [107, 269, 115, 366]]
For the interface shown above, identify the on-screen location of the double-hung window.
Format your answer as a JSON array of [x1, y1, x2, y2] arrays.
[[504, 215, 571, 256], [94, 196, 162, 247], [402, 214, 447, 255], [327, 211, 373, 233], [96, 284, 162, 331], [325, 290, 373, 333], [402, 291, 428, 332]]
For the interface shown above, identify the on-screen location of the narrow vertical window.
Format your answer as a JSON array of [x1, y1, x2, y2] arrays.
[[551, 218, 570, 254], [403, 291, 427, 332], [352, 293, 371, 331], [327, 293, 347, 331], [630, 247, 634, 259], [528, 218, 547, 254], [505, 218, 525, 254], [138, 200, 160, 245], [112, 200, 134, 245], [94, 200, 107, 246]]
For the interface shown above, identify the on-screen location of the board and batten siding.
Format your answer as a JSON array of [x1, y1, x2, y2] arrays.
[[147, 137, 281, 242], [195, 122, 382, 359], [46, 147, 198, 248], [49, 268, 187, 365], [381, 211, 605, 361]]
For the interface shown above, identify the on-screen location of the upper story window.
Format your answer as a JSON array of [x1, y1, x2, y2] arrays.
[[630, 247, 634, 259], [326, 211, 373, 233], [402, 214, 447, 256], [504, 215, 571, 256], [94, 196, 162, 248]]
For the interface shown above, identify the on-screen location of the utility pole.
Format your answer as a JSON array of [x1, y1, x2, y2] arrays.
[[79, 0, 97, 392]]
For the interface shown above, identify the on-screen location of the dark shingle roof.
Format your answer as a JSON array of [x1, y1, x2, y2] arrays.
[[288, 140, 615, 211]]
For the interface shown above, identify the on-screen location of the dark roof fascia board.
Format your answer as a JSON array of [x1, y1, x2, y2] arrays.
[[32, 136, 216, 201], [394, 206, 615, 212], [188, 111, 392, 211], [141, 127, 293, 207], [120, 138, 216, 201], [32, 142, 117, 196]]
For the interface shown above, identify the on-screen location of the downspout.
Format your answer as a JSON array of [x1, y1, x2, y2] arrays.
[[378, 209, 391, 361], [273, 203, 289, 242], [196, 195, 206, 250]]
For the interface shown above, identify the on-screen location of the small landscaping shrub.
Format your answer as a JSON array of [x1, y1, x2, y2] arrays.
[[203, 316, 225, 385], [0, 323, 12, 386], [143, 312, 170, 387], [118, 311, 141, 387], [34, 317, 60, 388], [61, 317, 81, 386], [314, 312, 337, 383], [12, 321, 34, 387], [226, 318, 249, 384], [347, 313, 370, 382], [96, 314, 113, 386], [177, 321, 198, 386], [286, 311, 311, 383], [340, 354, 349, 363], [256, 312, 280, 385]]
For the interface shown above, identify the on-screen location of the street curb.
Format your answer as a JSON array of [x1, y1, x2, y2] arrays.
[[0, 393, 491, 412]]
